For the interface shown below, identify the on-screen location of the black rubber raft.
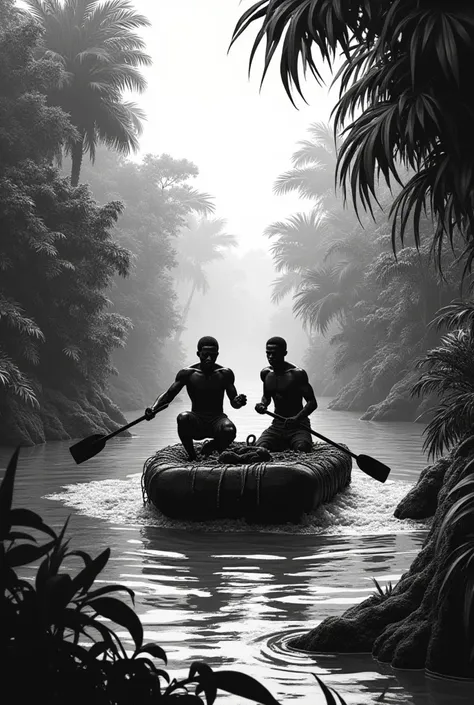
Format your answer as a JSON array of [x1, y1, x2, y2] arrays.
[[142, 441, 352, 524]]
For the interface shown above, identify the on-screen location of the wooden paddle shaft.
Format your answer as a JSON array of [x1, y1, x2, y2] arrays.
[[101, 404, 169, 443], [263, 410, 358, 461]]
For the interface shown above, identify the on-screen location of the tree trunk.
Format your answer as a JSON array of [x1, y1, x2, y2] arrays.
[[70, 139, 84, 187], [173, 282, 197, 343]]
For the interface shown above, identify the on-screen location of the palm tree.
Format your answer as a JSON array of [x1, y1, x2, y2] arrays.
[[25, 0, 151, 186], [266, 121, 387, 305], [266, 205, 332, 302], [273, 121, 340, 205], [173, 216, 237, 339], [231, 2, 474, 282], [293, 226, 383, 334], [411, 301, 474, 459]]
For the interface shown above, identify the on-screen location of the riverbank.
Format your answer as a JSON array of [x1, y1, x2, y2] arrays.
[[0, 386, 129, 446]]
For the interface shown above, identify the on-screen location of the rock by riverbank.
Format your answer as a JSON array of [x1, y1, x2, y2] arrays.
[[0, 387, 130, 447], [290, 435, 474, 679], [394, 453, 452, 519]]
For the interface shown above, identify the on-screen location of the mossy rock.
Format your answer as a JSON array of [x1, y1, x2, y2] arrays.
[[394, 454, 452, 520], [359, 371, 420, 422], [40, 401, 70, 441], [107, 375, 146, 411], [0, 396, 45, 446], [101, 393, 130, 426], [290, 440, 474, 678], [329, 374, 379, 412], [0, 387, 131, 446]]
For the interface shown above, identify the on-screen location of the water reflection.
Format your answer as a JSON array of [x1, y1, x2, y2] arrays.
[[124, 525, 441, 704], [259, 631, 474, 704]]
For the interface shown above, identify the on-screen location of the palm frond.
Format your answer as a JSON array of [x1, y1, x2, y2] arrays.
[[172, 188, 215, 216], [271, 271, 303, 304], [273, 167, 334, 200], [0, 349, 40, 408], [230, 0, 358, 106], [430, 300, 474, 334], [90, 99, 144, 159], [0, 297, 45, 341]]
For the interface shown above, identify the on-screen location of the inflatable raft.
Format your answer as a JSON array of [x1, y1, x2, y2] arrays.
[[142, 441, 352, 524]]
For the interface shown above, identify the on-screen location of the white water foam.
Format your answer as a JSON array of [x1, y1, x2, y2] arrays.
[[45, 472, 431, 535]]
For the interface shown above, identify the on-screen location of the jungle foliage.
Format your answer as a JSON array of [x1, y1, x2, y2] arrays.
[[264, 122, 465, 417], [232, 1, 474, 282], [0, 1, 131, 422], [412, 301, 474, 459]]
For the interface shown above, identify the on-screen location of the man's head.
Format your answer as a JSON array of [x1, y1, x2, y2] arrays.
[[197, 336, 219, 370], [266, 336, 287, 368]]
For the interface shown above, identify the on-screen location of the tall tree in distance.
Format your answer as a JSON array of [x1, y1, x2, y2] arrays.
[[173, 215, 238, 342], [24, 0, 151, 185]]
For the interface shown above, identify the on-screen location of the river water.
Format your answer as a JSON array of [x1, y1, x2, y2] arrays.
[[1, 395, 473, 705]]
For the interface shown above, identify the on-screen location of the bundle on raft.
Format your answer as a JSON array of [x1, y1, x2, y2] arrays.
[[142, 441, 352, 524]]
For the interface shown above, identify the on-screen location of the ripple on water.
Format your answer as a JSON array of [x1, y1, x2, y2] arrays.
[[45, 471, 431, 535]]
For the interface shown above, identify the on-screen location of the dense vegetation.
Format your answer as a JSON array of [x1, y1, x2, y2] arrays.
[[265, 122, 465, 420], [0, 0, 138, 445], [0, 0, 234, 440]]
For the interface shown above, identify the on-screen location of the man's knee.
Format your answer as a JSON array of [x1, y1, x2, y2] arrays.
[[177, 411, 193, 429], [292, 441, 312, 453], [219, 420, 236, 440]]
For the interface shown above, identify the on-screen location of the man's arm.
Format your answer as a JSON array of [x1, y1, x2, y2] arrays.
[[294, 370, 317, 421], [255, 368, 272, 413], [224, 369, 247, 409], [147, 369, 188, 415]]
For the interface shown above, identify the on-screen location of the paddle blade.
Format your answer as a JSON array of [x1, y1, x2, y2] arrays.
[[69, 434, 106, 465], [356, 454, 391, 483]]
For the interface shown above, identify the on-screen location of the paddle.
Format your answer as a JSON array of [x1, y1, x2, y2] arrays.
[[69, 403, 169, 465], [262, 410, 391, 483]]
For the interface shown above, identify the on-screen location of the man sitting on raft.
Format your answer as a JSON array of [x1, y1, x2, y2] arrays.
[[145, 336, 247, 461], [255, 336, 317, 452]]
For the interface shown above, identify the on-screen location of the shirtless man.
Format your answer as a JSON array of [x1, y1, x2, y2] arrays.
[[145, 336, 247, 461], [255, 336, 317, 452]]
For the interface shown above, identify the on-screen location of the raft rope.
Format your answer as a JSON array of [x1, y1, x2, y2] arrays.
[[215, 463, 264, 509], [216, 466, 227, 508], [240, 466, 249, 498], [141, 457, 152, 505], [255, 463, 262, 506]]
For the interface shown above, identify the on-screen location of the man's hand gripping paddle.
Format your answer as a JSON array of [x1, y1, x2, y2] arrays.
[[69, 403, 169, 465], [263, 410, 391, 483]]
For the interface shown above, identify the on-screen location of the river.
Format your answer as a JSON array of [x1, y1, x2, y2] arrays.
[[1, 395, 473, 705]]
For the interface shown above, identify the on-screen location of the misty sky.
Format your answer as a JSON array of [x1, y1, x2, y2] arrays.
[[130, 0, 338, 252], [15, 0, 339, 251]]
